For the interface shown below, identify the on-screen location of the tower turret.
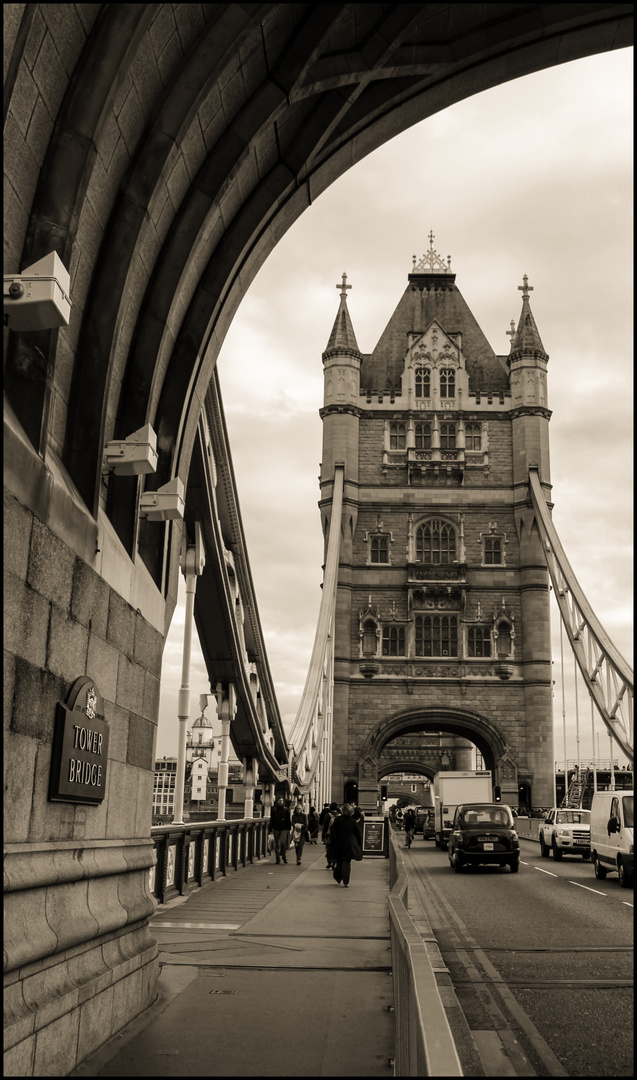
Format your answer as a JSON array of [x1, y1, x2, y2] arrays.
[[321, 273, 362, 486], [508, 274, 550, 488]]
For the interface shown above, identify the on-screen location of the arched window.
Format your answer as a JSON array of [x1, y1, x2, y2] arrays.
[[382, 626, 405, 656], [415, 368, 430, 398], [484, 536, 502, 564], [389, 422, 406, 449], [440, 422, 456, 449], [415, 423, 431, 449], [465, 422, 482, 450], [496, 620, 512, 658], [415, 614, 458, 657], [416, 519, 456, 563], [440, 368, 455, 398], [370, 535, 389, 563], [362, 619, 377, 657], [468, 626, 491, 657]]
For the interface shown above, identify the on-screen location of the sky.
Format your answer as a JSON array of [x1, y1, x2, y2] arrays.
[[156, 48, 633, 772]]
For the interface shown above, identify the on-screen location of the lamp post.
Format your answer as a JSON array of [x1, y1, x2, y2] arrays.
[[172, 524, 205, 825]]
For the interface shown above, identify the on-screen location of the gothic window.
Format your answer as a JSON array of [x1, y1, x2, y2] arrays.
[[440, 368, 455, 398], [465, 422, 482, 450], [416, 519, 456, 563], [370, 535, 389, 563], [496, 620, 512, 658], [415, 423, 431, 449], [382, 625, 405, 656], [468, 626, 492, 657], [440, 422, 456, 449], [415, 614, 458, 657], [484, 536, 503, 564], [389, 422, 406, 449], [362, 619, 378, 657], [415, 368, 430, 398]]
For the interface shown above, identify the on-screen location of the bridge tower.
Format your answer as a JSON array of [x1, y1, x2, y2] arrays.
[[319, 239, 554, 812]]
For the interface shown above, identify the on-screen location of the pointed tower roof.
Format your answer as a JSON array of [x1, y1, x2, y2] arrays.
[[324, 273, 361, 356], [511, 275, 546, 355], [360, 235, 509, 393]]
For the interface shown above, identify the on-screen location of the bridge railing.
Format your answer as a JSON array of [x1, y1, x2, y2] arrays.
[[388, 833, 462, 1076], [149, 818, 270, 905]]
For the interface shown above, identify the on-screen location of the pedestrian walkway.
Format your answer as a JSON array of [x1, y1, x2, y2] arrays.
[[71, 845, 394, 1077]]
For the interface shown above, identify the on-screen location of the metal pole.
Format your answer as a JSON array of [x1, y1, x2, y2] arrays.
[[560, 619, 568, 804], [591, 697, 597, 794], [172, 572, 197, 825], [573, 651, 581, 801], [609, 732, 616, 790]]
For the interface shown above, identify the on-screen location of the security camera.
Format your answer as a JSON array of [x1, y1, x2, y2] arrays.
[[103, 423, 158, 475], [4, 252, 71, 331], [139, 477, 185, 521]]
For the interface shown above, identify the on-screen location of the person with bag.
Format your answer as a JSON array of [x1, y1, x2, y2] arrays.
[[322, 802, 340, 869], [308, 806, 320, 844], [269, 796, 292, 864], [290, 803, 310, 865], [330, 803, 363, 887]]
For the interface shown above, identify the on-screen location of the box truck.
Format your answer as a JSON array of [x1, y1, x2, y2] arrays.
[[433, 771, 493, 847]]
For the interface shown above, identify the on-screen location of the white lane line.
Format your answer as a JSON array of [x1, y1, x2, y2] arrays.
[[534, 866, 558, 877], [568, 881, 606, 896], [622, 902, 633, 908]]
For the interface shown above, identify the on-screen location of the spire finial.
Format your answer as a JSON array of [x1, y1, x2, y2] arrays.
[[518, 274, 533, 299], [337, 272, 352, 299], [506, 319, 516, 347], [411, 231, 453, 274]]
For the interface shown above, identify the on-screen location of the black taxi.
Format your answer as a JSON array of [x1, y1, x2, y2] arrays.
[[447, 802, 519, 873]]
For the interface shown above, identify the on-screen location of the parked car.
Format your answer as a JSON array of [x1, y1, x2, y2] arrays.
[[447, 803, 519, 873], [539, 808, 591, 860], [590, 790, 634, 888]]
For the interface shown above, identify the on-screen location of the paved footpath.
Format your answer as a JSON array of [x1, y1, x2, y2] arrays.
[[71, 845, 394, 1077]]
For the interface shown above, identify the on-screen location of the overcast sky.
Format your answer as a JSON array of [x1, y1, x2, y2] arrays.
[[156, 49, 633, 771]]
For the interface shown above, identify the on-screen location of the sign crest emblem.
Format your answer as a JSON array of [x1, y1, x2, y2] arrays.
[[85, 685, 97, 720]]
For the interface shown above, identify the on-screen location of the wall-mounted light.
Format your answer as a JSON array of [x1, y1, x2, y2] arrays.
[[103, 423, 158, 476], [3, 252, 71, 330], [139, 477, 184, 521]]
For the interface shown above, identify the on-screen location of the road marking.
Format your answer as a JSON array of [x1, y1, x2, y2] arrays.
[[533, 866, 557, 877], [567, 881, 606, 895], [152, 921, 241, 929], [622, 902, 633, 908]]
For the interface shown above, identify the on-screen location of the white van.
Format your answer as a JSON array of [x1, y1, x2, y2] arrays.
[[590, 790, 633, 888]]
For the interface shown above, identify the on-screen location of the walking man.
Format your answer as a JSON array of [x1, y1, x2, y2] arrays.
[[269, 796, 291, 864]]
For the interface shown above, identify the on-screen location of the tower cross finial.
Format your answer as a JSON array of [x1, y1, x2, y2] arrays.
[[337, 272, 352, 299], [428, 229, 435, 248], [506, 319, 516, 345], [518, 274, 533, 298]]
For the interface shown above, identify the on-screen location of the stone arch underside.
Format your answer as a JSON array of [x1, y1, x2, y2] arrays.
[[4, 3, 632, 622], [362, 706, 510, 778]]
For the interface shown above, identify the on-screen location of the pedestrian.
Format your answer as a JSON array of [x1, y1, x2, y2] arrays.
[[330, 804, 363, 887], [403, 807, 416, 848], [351, 803, 365, 834], [318, 802, 331, 828], [308, 806, 320, 844], [291, 802, 309, 865], [269, 796, 291, 865], [322, 801, 340, 869]]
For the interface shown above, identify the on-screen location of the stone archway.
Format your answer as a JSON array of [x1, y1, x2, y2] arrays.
[[357, 706, 518, 811]]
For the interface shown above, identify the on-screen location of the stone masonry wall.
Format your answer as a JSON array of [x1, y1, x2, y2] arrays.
[[4, 489, 161, 1075]]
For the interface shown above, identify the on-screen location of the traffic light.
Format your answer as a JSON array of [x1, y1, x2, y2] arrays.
[[381, 785, 388, 801], [494, 785, 501, 802]]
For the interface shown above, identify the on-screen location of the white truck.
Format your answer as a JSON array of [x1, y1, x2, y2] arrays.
[[538, 807, 591, 860], [433, 771, 493, 848]]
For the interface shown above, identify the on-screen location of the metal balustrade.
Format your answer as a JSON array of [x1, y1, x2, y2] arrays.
[[150, 818, 270, 905]]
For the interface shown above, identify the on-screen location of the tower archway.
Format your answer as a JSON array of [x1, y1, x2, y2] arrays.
[[358, 706, 519, 811]]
